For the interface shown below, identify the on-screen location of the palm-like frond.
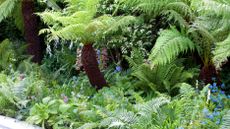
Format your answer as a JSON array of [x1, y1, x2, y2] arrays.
[[213, 34, 230, 68], [149, 28, 195, 65], [0, 0, 18, 22], [39, 0, 137, 44], [121, 0, 193, 27]]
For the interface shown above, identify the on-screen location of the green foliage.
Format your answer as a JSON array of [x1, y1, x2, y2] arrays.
[[0, 39, 16, 71], [38, 0, 138, 44], [213, 34, 230, 68], [0, 0, 18, 22], [0, 71, 46, 117], [132, 60, 198, 96], [0, 39, 27, 72], [149, 28, 195, 65], [220, 110, 230, 129]]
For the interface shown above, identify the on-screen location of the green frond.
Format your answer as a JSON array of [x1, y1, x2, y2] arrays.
[[123, 0, 172, 17], [52, 24, 86, 41], [0, 0, 18, 22], [213, 34, 230, 68], [99, 109, 137, 128], [165, 2, 193, 18], [201, 0, 230, 19], [149, 28, 195, 65], [135, 97, 170, 116], [12, 1, 24, 32], [220, 110, 230, 129], [37, 11, 62, 25], [39, 1, 137, 44], [133, 60, 196, 95], [125, 48, 145, 69], [106, 16, 138, 34], [162, 10, 189, 28]]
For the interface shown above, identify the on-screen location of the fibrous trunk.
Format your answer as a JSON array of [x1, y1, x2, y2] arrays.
[[22, 0, 42, 63], [199, 64, 220, 84], [81, 44, 107, 90]]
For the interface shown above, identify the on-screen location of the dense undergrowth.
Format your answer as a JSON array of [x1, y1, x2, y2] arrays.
[[0, 0, 230, 129]]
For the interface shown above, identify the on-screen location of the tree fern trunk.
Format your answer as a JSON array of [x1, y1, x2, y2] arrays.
[[199, 64, 221, 84], [22, 0, 42, 63], [81, 44, 107, 90]]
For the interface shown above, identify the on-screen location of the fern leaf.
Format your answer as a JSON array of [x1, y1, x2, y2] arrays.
[[135, 97, 170, 116], [0, 0, 18, 22], [149, 28, 195, 65], [213, 34, 230, 68], [220, 110, 230, 129]]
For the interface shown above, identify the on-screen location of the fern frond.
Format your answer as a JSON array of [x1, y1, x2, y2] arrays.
[[201, 0, 230, 19], [52, 24, 86, 41], [220, 110, 230, 129], [12, 1, 24, 32], [149, 28, 195, 65], [0, 0, 18, 22], [135, 97, 170, 116], [106, 16, 138, 34], [100, 109, 137, 128], [213, 34, 230, 68]]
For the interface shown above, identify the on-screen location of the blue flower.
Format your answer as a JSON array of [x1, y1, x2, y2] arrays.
[[220, 90, 225, 94], [213, 111, 220, 116], [97, 59, 100, 64], [115, 66, 122, 72], [209, 85, 213, 89], [207, 114, 214, 120], [221, 83, 225, 89], [211, 89, 217, 93], [216, 119, 220, 125], [201, 121, 207, 125], [202, 108, 209, 114], [97, 49, 101, 55], [213, 82, 217, 88]]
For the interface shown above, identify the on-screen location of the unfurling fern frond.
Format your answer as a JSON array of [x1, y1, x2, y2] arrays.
[[213, 34, 230, 68], [149, 28, 195, 65], [0, 0, 19, 22], [220, 110, 230, 129]]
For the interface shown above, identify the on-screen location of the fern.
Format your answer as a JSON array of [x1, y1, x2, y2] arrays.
[[39, 0, 137, 44], [213, 34, 230, 68], [220, 110, 230, 129], [132, 60, 197, 96], [0, 0, 18, 22], [149, 28, 195, 65]]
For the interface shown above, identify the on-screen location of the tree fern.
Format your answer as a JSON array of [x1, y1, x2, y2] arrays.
[[39, 0, 137, 44], [149, 28, 195, 65]]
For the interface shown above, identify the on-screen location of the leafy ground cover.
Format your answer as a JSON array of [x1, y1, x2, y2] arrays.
[[0, 0, 230, 129]]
